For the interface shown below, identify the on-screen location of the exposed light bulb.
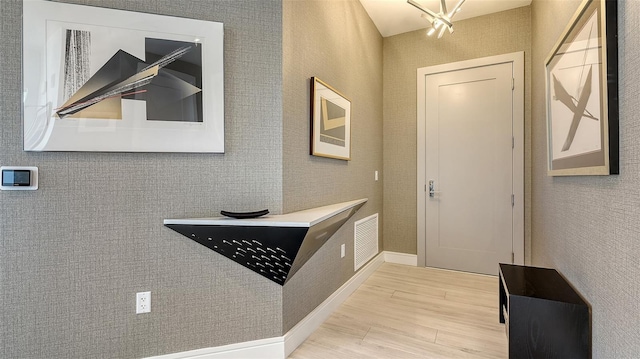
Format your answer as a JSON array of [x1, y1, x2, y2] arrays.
[[408, 0, 464, 39]]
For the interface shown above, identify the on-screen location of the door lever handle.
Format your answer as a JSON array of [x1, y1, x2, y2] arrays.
[[428, 180, 441, 197]]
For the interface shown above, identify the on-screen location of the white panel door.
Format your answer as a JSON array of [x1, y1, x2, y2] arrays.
[[424, 62, 514, 275]]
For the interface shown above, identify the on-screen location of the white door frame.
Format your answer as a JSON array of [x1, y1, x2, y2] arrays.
[[417, 51, 525, 268]]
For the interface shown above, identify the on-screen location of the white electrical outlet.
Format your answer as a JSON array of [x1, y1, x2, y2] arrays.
[[374, 170, 379, 181], [341, 244, 346, 258], [136, 291, 151, 314]]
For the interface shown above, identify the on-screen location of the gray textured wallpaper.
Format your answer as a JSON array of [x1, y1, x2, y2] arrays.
[[1, 0, 283, 358], [13, 0, 638, 357], [531, 0, 640, 356], [382, 7, 532, 260], [281, 0, 383, 332], [2, 0, 387, 356]]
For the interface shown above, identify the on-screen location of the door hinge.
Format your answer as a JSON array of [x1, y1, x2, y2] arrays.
[[511, 194, 515, 207], [512, 252, 515, 264], [425, 184, 427, 192], [512, 78, 515, 90], [512, 136, 515, 149]]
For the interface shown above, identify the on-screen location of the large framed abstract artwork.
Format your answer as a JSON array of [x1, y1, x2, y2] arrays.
[[23, 1, 224, 153], [310, 77, 351, 160], [545, 0, 618, 176]]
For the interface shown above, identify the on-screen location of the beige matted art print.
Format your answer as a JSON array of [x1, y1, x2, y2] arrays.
[[310, 77, 351, 160], [545, 0, 618, 176]]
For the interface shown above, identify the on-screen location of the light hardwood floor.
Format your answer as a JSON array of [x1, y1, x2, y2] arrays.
[[288, 263, 507, 359]]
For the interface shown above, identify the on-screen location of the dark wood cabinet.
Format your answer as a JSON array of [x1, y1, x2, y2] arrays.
[[499, 263, 591, 358]]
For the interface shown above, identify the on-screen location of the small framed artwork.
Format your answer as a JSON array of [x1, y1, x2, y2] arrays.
[[23, 1, 224, 153], [545, 0, 618, 176], [310, 77, 351, 160]]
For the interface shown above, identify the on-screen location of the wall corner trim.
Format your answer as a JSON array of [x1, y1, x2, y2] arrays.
[[145, 251, 394, 359]]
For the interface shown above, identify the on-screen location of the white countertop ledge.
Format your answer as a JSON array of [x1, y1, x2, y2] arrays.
[[164, 198, 368, 228]]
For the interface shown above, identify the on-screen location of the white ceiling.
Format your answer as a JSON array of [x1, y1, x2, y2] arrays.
[[359, 0, 532, 37]]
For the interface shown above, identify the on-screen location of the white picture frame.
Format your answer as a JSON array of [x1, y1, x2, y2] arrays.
[[23, 0, 224, 153]]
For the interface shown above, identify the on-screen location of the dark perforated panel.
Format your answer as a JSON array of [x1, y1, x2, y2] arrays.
[[166, 224, 308, 285]]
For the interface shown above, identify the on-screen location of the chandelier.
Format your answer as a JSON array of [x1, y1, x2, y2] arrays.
[[407, 0, 467, 38]]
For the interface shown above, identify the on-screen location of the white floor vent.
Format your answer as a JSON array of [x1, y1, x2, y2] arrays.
[[354, 213, 379, 271]]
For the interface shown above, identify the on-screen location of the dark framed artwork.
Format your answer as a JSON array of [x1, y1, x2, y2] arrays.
[[310, 77, 351, 160], [23, 1, 224, 152], [545, 0, 618, 176]]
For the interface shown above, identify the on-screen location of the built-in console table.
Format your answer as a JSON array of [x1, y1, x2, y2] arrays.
[[499, 263, 591, 358], [164, 199, 367, 285]]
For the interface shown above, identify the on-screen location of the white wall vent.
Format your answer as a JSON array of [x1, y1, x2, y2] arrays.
[[354, 213, 379, 271]]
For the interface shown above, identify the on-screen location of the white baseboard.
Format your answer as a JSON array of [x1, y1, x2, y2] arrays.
[[384, 251, 418, 266], [283, 251, 385, 356], [145, 251, 398, 359], [144, 337, 285, 359]]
